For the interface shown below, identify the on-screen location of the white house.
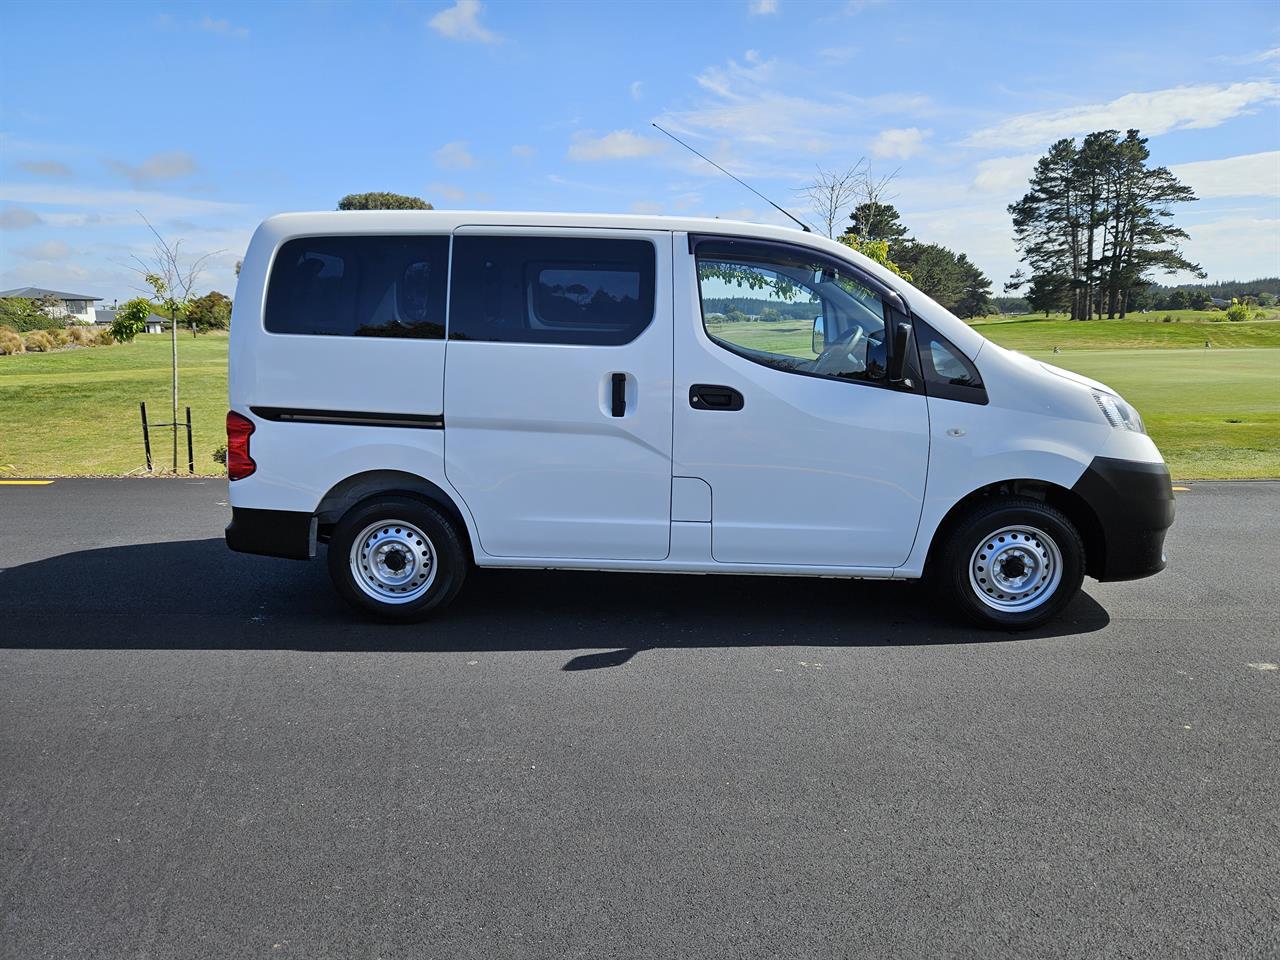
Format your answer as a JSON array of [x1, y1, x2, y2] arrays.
[[0, 286, 103, 323]]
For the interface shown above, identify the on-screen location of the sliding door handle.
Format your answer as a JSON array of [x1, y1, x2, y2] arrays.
[[689, 384, 744, 411], [611, 372, 627, 417]]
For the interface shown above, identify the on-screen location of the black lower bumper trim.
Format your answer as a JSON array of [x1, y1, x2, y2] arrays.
[[1071, 456, 1175, 581], [225, 507, 316, 561]]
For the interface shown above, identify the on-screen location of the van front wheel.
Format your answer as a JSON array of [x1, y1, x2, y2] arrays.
[[327, 496, 466, 622], [937, 498, 1085, 630]]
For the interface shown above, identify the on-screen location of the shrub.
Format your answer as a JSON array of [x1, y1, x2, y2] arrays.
[[1161, 315, 1172, 323], [94, 328, 116, 346], [66, 325, 95, 346], [212, 444, 228, 467], [23, 330, 55, 352], [49, 328, 70, 347], [0, 297, 63, 333], [1225, 299, 1251, 322], [0, 329, 24, 355]]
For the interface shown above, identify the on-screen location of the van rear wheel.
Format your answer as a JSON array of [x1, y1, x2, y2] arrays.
[[937, 498, 1084, 630], [327, 496, 466, 622]]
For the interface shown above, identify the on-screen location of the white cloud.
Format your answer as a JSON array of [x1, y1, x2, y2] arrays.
[[629, 201, 664, 214], [818, 46, 857, 63], [106, 151, 199, 187], [630, 80, 644, 101], [1179, 216, 1280, 281], [428, 182, 467, 202], [659, 54, 930, 158], [0, 206, 44, 229], [15, 240, 71, 261], [0, 183, 245, 220], [198, 15, 248, 38], [1170, 151, 1280, 199], [971, 153, 1040, 194], [434, 140, 474, 169], [18, 160, 72, 178], [963, 81, 1280, 150], [1216, 47, 1280, 65], [427, 0, 501, 43], [511, 143, 536, 159], [568, 129, 664, 161], [870, 127, 930, 159], [748, 0, 778, 14]]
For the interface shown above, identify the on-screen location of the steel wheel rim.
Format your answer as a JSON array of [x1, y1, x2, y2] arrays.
[[968, 524, 1063, 613], [349, 519, 437, 604]]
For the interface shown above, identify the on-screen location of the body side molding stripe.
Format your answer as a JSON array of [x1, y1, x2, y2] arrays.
[[250, 407, 444, 429]]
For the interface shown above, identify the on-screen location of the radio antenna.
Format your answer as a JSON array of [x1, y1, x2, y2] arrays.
[[651, 122, 811, 232]]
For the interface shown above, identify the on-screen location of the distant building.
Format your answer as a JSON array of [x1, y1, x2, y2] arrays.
[[0, 286, 103, 323]]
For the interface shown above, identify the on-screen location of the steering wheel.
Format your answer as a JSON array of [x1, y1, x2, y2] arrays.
[[812, 322, 866, 376]]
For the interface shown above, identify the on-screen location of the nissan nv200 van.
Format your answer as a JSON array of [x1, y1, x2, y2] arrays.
[[225, 211, 1174, 629]]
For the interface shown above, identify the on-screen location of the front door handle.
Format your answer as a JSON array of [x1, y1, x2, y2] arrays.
[[689, 384, 744, 411]]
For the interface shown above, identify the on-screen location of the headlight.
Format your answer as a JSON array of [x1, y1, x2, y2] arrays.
[[1092, 390, 1145, 434]]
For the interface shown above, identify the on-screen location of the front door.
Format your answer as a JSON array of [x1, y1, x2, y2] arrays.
[[673, 234, 929, 568], [444, 228, 673, 561]]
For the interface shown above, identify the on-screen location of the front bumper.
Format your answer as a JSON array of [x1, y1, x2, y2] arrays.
[[225, 506, 316, 561], [1071, 456, 1175, 581]]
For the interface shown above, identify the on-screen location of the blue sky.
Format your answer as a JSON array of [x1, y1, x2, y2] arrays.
[[1, 0, 1278, 304]]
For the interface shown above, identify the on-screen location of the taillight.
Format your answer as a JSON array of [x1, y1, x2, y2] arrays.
[[226, 411, 256, 480]]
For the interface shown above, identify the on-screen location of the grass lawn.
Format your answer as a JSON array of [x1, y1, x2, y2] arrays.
[[970, 313, 1280, 350], [0, 333, 229, 476], [708, 312, 1279, 479], [1, 312, 1277, 479]]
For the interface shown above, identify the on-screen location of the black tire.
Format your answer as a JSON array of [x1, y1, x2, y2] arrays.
[[934, 497, 1085, 630], [326, 495, 467, 622]]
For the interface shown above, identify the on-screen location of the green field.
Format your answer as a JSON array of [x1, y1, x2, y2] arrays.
[[705, 313, 1279, 479], [0, 334, 230, 476], [1, 314, 1278, 479]]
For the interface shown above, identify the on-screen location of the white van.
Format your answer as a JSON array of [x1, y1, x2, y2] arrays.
[[226, 211, 1174, 629]]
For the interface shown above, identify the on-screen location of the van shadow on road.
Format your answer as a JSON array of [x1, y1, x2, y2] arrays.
[[0, 538, 1109, 666]]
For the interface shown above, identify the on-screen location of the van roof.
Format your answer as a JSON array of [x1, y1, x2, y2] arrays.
[[262, 209, 817, 244]]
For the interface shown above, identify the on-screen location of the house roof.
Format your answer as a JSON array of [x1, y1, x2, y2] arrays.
[[0, 286, 102, 301]]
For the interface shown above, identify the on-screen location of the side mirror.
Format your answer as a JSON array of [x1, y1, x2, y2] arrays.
[[811, 315, 825, 354], [890, 322, 914, 387]]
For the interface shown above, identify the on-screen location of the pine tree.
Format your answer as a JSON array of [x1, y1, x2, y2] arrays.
[[1009, 130, 1202, 320]]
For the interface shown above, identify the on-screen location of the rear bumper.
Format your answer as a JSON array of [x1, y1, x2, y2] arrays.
[[1071, 456, 1175, 582], [225, 506, 316, 561]]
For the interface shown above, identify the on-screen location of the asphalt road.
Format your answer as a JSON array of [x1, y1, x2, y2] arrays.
[[1, 479, 1277, 960]]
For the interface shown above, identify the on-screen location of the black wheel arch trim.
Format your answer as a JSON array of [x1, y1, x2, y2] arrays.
[[1069, 456, 1174, 581]]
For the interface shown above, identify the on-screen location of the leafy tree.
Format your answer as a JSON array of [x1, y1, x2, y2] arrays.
[[338, 192, 433, 211], [186, 291, 232, 334], [953, 253, 994, 319], [35, 293, 67, 323], [111, 297, 152, 343], [1009, 129, 1203, 319], [843, 202, 910, 251], [839, 236, 911, 281]]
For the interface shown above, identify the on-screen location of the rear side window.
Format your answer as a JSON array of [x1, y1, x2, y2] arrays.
[[265, 236, 449, 338], [449, 236, 655, 345]]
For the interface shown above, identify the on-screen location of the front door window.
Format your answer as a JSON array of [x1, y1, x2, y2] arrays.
[[696, 241, 888, 384]]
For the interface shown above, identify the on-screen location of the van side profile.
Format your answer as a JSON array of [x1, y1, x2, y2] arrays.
[[225, 211, 1174, 629]]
